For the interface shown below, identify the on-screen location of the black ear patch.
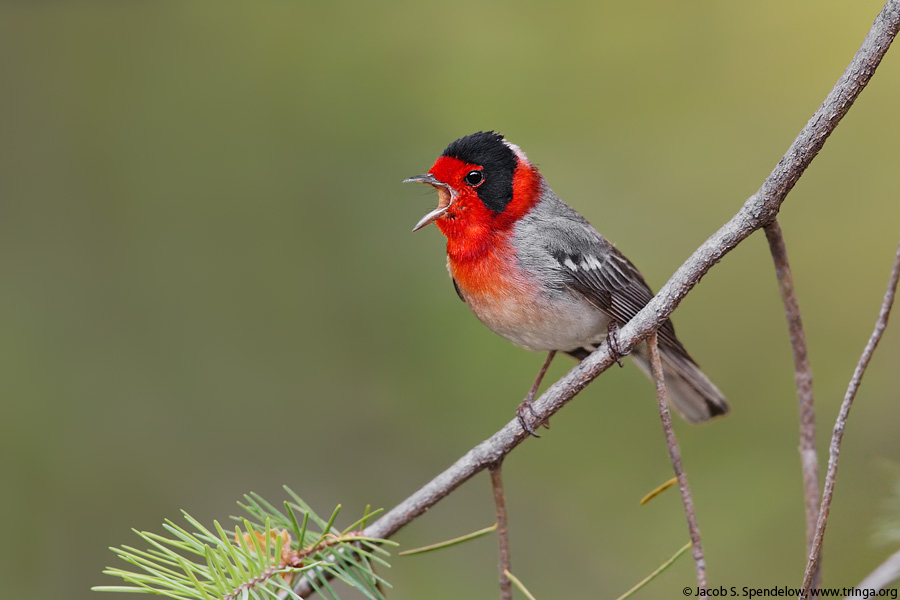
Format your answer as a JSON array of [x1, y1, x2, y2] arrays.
[[442, 131, 518, 213]]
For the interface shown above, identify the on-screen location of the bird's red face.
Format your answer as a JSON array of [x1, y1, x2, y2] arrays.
[[404, 132, 541, 242]]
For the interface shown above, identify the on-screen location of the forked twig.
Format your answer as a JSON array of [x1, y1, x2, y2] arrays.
[[647, 331, 707, 589], [799, 237, 900, 598], [764, 220, 821, 586]]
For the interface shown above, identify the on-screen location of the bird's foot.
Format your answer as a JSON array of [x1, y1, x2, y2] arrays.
[[516, 394, 547, 438], [607, 322, 626, 368], [516, 350, 556, 438]]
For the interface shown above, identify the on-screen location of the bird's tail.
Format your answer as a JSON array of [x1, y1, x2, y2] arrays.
[[631, 343, 729, 424]]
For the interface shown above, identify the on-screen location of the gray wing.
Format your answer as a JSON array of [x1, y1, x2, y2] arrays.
[[525, 194, 694, 362], [554, 243, 688, 356]]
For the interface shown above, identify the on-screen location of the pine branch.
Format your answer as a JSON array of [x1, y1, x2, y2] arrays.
[[95, 489, 396, 600]]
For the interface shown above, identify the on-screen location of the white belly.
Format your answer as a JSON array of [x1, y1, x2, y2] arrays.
[[463, 288, 610, 352]]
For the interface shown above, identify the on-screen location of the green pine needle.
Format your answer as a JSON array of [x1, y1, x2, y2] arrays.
[[285, 502, 304, 548], [284, 486, 330, 531], [615, 541, 692, 600], [399, 523, 498, 556], [342, 507, 385, 535], [505, 569, 538, 600], [298, 509, 310, 550]]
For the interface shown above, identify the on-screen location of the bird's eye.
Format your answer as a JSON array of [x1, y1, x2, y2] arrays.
[[464, 170, 484, 187]]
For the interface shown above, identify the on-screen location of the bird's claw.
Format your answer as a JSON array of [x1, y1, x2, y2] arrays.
[[516, 395, 549, 438], [607, 322, 626, 368]]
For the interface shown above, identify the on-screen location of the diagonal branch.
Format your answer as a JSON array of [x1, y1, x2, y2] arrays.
[[764, 220, 820, 581], [293, 3, 900, 596], [799, 237, 900, 599], [647, 331, 706, 589]]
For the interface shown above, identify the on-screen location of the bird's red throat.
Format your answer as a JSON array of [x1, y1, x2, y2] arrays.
[[431, 157, 542, 296]]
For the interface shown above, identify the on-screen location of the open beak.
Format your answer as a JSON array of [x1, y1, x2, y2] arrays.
[[403, 173, 456, 232]]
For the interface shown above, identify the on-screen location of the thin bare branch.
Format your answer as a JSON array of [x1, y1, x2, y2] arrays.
[[490, 464, 513, 600], [764, 220, 820, 579], [647, 331, 707, 589], [845, 547, 900, 598], [293, 4, 900, 597], [800, 237, 900, 599]]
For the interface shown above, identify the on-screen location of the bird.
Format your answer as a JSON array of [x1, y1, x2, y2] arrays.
[[404, 131, 728, 435]]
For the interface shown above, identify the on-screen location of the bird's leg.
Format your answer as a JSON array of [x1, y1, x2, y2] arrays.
[[516, 350, 556, 438], [607, 322, 625, 368]]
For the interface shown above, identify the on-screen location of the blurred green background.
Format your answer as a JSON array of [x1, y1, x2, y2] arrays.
[[2, 1, 899, 598]]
